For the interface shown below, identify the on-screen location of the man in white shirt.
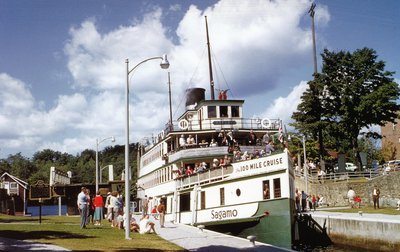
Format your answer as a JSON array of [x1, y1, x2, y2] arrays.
[[347, 187, 356, 208], [77, 187, 88, 229]]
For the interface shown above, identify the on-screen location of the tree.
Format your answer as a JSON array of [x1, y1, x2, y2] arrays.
[[291, 73, 330, 168], [323, 48, 399, 169], [293, 48, 400, 169]]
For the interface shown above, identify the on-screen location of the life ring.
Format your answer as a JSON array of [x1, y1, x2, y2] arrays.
[[178, 119, 189, 130], [261, 118, 272, 129]]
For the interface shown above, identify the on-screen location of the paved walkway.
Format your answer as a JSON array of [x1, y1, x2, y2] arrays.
[[153, 219, 292, 252], [309, 207, 400, 223]]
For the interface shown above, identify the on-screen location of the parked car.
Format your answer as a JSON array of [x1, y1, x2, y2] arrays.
[[334, 162, 357, 172], [382, 160, 400, 173]]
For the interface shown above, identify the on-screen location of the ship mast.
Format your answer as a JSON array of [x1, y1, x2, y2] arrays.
[[205, 16, 215, 100]]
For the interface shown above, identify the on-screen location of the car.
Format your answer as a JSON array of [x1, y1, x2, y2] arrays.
[[383, 160, 400, 171], [334, 162, 357, 172]]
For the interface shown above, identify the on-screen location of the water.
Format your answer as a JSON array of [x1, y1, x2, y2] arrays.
[[27, 205, 67, 216]]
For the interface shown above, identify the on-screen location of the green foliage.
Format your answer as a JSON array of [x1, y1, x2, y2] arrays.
[[292, 47, 400, 165], [0, 144, 139, 195]]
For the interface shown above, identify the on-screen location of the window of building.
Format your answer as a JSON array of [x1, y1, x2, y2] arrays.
[[220, 106, 228, 118], [200, 191, 206, 209], [208, 106, 216, 118], [231, 106, 240, 117], [220, 188, 225, 206], [273, 178, 281, 198], [263, 180, 270, 199], [179, 193, 191, 212]]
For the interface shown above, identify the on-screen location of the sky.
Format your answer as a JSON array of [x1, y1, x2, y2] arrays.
[[0, 0, 399, 159]]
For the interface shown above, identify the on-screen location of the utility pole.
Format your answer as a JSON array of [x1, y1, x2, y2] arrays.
[[168, 72, 173, 132], [309, 2, 317, 75], [309, 2, 325, 172]]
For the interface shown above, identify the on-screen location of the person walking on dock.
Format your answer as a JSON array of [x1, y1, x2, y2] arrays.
[[347, 187, 356, 208], [372, 185, 380, 209], [158, 199, 166, 228], [301, 191, 308, 212]]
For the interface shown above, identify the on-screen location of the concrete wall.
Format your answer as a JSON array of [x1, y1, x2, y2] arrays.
[[312, 215, 400, 251], [295, 172, 400, 207]]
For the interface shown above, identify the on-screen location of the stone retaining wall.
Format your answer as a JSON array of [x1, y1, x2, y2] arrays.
[[295, 172, 400, 207]]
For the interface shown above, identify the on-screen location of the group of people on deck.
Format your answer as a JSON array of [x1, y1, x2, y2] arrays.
[[175, 155, 232, 178]]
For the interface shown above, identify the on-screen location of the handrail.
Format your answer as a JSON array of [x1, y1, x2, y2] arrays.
[[294, 170, 380, 183], [176, 166, 234, 189]]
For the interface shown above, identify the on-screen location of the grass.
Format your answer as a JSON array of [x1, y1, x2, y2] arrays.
[[321, 206, 400, 215], [0, 214, 185, 251]]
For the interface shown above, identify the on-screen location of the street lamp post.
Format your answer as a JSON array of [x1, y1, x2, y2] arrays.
[[96, 136, 115, 193], [289, 135, 308, 195], [125, 54, 169, 240], [100, 165, 113, 184]]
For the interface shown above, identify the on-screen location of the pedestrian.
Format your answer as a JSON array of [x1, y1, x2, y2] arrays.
[[157, 199, 166, 228], [347, 187, 356, 208], [142, 195, 149, 216], [86, 189, 94, 225], [105, 192, 113, 223], [112, 191, 123, 228], [295, 189, 301, 213], [301, 191, 307, 212], [372, 185, 380, 209], [77, 187, 88, 229], [93, 190, 104, 226], [312, 195, 317, 211]]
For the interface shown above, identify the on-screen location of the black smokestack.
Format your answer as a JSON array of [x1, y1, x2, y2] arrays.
[[185, 88, 205, 109]]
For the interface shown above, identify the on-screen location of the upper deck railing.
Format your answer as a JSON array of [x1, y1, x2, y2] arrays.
[[163, 117, 281, 135]]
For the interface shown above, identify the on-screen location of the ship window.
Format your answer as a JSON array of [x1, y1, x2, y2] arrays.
[[220, 188, 225, 206], [179, 193, 191, 212], [232, 106, 239, 117], [236, 189, 241, 197], [273, 178, 281, 198], [220, 106, 228, 118], [208, 106, 216, 118], [263, 180, 270, 199], [200, 191, 206, 209]]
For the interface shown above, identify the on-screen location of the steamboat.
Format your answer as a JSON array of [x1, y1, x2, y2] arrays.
[[136, 18, 296, 249]]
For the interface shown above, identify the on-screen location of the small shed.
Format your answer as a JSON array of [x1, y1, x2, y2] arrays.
[[0, 172, 28, 215]]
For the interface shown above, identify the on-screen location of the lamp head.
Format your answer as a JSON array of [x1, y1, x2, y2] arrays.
[[160, 54, 170, 69], [111, 136, 115, 142], [287, 135, 291, 141]]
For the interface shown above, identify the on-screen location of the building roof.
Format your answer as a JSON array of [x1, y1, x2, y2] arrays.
[[0, 172, 28, 189]]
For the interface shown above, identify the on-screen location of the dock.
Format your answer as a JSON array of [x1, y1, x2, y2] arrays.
[[154, 220, 292, 251]]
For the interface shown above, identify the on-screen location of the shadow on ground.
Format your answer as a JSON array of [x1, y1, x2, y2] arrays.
[[0, 230, 90, 240]]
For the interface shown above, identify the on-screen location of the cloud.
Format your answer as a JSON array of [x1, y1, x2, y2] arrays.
[[1, 0, 327, 157], [260, 81, 309, 125]]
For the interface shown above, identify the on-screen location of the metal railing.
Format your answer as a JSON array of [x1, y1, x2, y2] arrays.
[[294, 170, 380, 183], [164, 117, 281, 134], [176, 166, 234, 189]]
